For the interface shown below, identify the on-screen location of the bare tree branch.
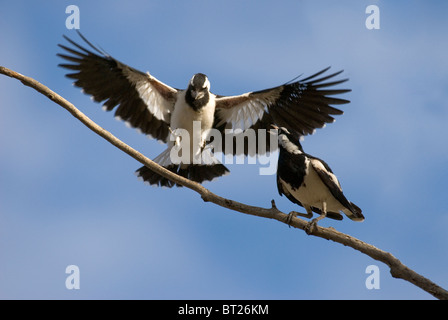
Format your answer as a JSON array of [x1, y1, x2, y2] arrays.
[[1, 65, 447, 300]]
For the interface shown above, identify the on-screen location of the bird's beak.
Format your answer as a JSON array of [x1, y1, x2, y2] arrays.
[[191, 90, 205, 100], [271, 124, 279, 130]]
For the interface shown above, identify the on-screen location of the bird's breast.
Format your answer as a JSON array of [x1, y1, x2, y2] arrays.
[[171, 92, 215, 131], [282, 159, 339, 210], [169, 91, 216, 162]]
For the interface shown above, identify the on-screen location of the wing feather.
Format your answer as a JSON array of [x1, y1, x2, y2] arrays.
[[309, 158, 353, 211], [58, 32, 178, 142], [214, 67, 351, 155]]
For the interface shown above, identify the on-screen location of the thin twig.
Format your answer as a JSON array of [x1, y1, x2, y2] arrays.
[[1, 65, 447, 300]]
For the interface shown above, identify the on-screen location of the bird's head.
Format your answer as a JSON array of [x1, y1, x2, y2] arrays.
[[271, 124, 304, 153], [185, 73, 210, 110]]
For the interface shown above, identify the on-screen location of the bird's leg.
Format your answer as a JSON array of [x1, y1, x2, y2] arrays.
[[168, 126, 182, 147], [305, 202, 327, 234], [199, 137, 207, 151], [196, 133, 212, 165], [288, 210, 313, 221], [286, 207, 313, 227]]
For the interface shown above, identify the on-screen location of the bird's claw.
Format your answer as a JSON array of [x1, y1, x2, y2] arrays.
[[285, 211, 297, 227], [305, 218, 319, 235]]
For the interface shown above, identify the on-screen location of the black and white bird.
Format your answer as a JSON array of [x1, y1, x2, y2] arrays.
[[58, 32, 352, 187], [275, 126, 364, 230]]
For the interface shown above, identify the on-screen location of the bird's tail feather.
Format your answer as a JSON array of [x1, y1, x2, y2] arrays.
[[135, 163, 229, 187], [343, 202, 364, 221], [135, 148, 229, 188], [310, 207, 343, 221]]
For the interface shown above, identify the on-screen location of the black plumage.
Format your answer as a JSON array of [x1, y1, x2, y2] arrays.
[[275, 126, 364, 229]]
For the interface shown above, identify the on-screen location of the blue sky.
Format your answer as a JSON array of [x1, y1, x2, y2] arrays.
[[1, 1, 447, 300]]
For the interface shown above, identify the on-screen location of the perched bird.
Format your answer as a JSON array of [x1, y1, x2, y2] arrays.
[[275, 126, 364, 231], [58, 32, 351, 187]]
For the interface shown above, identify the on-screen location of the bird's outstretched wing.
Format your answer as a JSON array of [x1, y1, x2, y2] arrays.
[[214, 68, 350, 155], [58, 32, 178, 142]]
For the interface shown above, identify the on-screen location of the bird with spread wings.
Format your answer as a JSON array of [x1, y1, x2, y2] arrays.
[[58, 32, 351, 187]]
